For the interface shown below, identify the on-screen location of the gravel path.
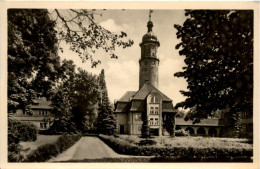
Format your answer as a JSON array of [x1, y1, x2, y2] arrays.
[[49, 136, 130, 162]]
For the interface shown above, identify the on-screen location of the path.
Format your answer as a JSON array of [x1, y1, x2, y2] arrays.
[[49, 136, 130, 162]]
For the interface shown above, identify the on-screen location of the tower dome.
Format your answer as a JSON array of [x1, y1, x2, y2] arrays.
[[140, 20, 160, 46]]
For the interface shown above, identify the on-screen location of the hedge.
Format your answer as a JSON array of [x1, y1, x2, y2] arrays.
[[8, 119, 38, 162], [99, 135, 253, 162], [24, 133, 82, 162], [8, 119, 37, 143]]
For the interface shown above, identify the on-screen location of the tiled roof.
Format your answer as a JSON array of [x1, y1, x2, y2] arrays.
[[30, 97, 52, 109], [133, 83, 172, 101], [162, 102, 175, 113], [115, 83, 174, 113], [175, 118, 226, 126], [118, 91, 137, 102], [130, 100, 145, 112], [115, 102, 129, 113]]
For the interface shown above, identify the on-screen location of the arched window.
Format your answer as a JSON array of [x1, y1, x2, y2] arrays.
[[185, 127, 195, 135], [150, 95, 159, 103], [208, 127, 217, 136], [197, 127, 206, 135]]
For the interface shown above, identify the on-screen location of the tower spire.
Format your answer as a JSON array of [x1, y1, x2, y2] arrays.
[[149, 10, 153, 21], [147, 10, 153, 32]]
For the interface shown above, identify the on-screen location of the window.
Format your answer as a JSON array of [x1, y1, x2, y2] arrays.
[[150, 96, 159, 103], [135, 114, 142, 121], [150, 107, 154, 114], [146, 50, 149, 57], [40, 123, 47, 129], [149, 118, 159, 125], [154, 118, 159, 125], [154, 107, 159, 114], [149, 118, 154, 125], [150, 106, 159, 114]]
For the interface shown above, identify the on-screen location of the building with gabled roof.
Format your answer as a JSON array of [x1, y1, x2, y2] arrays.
[[114, 13, 175, 136], [12, 97, 54, 130]]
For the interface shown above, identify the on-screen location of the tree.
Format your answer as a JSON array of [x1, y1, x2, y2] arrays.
[[48, 60, 77, 134], [71, 69, 100, 132], [174, 10, 253, 137], [141, 111, 150, 138], [50, 9, 134, 67], [8, 9, 60, 113], [175, 109, 186, 118], [8, 9, 134, 115], [97, 70, 116, 135]]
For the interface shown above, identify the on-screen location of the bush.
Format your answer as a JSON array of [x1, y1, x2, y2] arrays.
[[8, 119, 38, 162], [25, 133, 82, 162], [8, 119, 37, 142], [174, 129, 190, 137], [8, 143, 24, 162], [139, 139, 157, 146], [43, 120, 77, 135], [99, 135, 253, 161]]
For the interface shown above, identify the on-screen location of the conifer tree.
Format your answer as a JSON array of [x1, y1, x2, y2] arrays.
[[141, 111, 150, 138], [97, 69, 116, 135]]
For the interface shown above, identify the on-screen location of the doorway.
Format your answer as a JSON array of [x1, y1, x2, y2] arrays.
[[150, 128, 159, 136], [120, 125, 125, 134]]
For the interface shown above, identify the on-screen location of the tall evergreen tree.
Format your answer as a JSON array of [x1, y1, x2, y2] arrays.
[[141, 111, 150, 138], [97, 69, 116, 135]]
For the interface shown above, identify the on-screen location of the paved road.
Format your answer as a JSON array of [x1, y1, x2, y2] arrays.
[[49, 136, 129, 162]]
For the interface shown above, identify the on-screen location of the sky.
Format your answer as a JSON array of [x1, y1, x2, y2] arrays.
[[58, 10, 188, 106]]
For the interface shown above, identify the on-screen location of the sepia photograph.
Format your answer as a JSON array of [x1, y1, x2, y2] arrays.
[[0, 1, 259, 169]]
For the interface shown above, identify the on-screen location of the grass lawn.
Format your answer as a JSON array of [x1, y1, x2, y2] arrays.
[[119, 135, 253, 149], [20, 134, 60, 156]]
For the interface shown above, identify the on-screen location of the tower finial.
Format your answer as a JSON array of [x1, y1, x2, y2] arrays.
[[147, 10, 154, 32], [149, 10, 153, 21]]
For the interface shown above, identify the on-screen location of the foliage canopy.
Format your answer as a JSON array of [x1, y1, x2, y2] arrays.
[[174, 10, 253, 125]]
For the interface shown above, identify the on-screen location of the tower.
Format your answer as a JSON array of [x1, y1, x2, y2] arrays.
[[139, 10, 160, 89]]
